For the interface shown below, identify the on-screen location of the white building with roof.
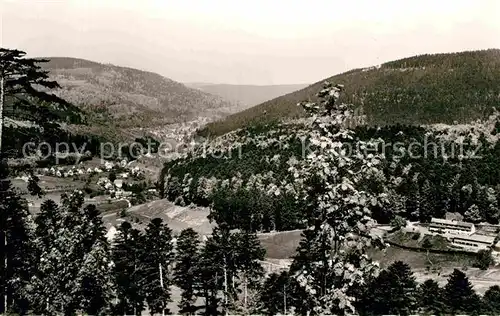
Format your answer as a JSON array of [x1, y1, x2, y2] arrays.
[[114, 179, 123, 189], [449, 234, 495, 252], [105, 226, 118, 242], [429, 218, 475, 235]]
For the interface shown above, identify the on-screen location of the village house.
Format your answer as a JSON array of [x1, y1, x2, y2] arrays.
[[104, 161, 114, 171], [105, 225, 117, 242], [114, 179, 123, 189], [97, 177, 110, 187]]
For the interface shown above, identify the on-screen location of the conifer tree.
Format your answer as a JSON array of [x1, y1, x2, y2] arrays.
[[482, 285, 500, 314], [34, 200, 60, 248], [194, 226, 266, 315], [29, 192, 77, 313], [418, 279, 445, 315], [142, 217, 174, 315], [419, 179, 436, 222], [29, 191, 113, 315], [206, 226, 238, 314], [195, 236, 223, 316], [484, 187, 500, 224], [30, 199, 60, 312], [443, 269, 481, 314], [405, 178, 421, 220], [232, 229, 265, 313], [288, 229, 321, 313], [76, 238, 113, 315], [0, 162, 35, 314], [257, 271, 290, 316], [173, 228, 201, 315], [361, 261, 417, 315], [112, 221, 146, 315], [0, 48, 81, 154], [73, 204, 113, 315]]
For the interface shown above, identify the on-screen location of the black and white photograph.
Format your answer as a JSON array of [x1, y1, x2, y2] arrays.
[[1, 0, 500, 314]]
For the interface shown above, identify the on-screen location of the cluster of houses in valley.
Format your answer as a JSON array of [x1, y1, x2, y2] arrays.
[[39, 160, 144, 179], [415, 217, 500, 253]]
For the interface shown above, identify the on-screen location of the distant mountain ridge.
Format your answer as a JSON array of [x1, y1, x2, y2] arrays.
[[199, 49, 500, 137], [185, 82, 309, 107], [39, 57, 235, 128]]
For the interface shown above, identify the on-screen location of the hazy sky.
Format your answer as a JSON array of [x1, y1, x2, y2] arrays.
[[1, 0, 499, 85]]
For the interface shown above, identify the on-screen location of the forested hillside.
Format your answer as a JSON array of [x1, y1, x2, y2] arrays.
[[40, 57, 235, 128], [156, 81, 500, 314], [200, 49, 500, 136], [162, 86, 500, 231], [5, 49, 500, 315]]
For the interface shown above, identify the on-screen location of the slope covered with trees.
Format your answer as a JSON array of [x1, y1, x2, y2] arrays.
[[0, 50, 126, 163], [200, 49, 500, 136], [162, 83, 500, 233], [3, 48, 500, 314], [40, 57, 236, 128]]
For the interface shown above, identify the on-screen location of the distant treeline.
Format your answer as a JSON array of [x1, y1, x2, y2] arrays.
[[4, 125, 161, 164], [199, 49, 500, 137]]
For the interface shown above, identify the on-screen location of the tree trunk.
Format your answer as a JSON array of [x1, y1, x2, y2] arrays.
[[223, 256, 228, 316], [243, 274, 247, 311], [4, 232, 7, 314], [134, 264, 137, 316], [159, 263, 165, 316], [0, 75, 4, 156], [283, 283, 287, 315]]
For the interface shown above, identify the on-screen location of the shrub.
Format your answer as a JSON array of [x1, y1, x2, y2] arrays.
[[83, 186, 93, 194], [422, 238, 433, 248], [474, 250, 493, 270]]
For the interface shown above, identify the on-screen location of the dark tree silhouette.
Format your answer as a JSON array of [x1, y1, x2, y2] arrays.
[[141, 218, 174, 315], [361, 261, 418, 316], [257, 271, 290, 316], [474, 249, 493, 270], [0, 162, 35, 314], [173, 228, 200, 314], [112, 221, 146, 315], [418, 279, 445, 315], [0, 48, 81, 155], [443, 269, 481, 314], [482, 285, 500, 314], [29, 192, 112, 315]]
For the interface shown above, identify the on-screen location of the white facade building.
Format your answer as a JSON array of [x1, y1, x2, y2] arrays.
[[449, 234, 495, 252], [429, 218, 475, 235]]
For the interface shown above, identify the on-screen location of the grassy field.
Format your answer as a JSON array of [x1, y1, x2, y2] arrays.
[[367, 245, 477, 269], [255, 228, 482, 274], [123, 198, 214, 235], [94, 199, 130, 213], [387, 230, 451, 250], [258, 230, 303, 259]]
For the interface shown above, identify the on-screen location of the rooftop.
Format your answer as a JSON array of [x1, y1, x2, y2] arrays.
[[430, 217, 474, 228], [450, 234, 495, 244]]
